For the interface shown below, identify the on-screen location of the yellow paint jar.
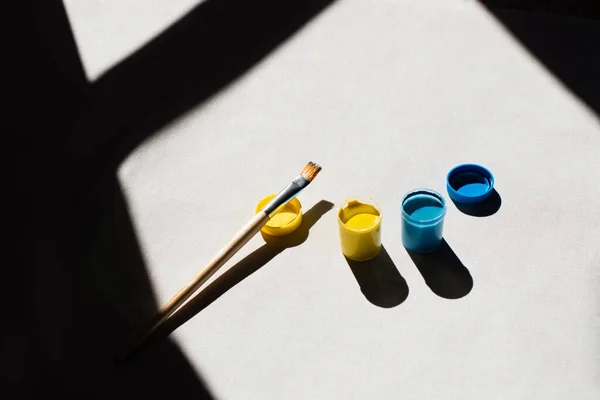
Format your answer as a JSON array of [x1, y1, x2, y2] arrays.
[[338, 198, 382, 261], [255, 193, 303, 236]]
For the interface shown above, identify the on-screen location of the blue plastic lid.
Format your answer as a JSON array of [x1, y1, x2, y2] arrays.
[[446, 164, 494, 204]]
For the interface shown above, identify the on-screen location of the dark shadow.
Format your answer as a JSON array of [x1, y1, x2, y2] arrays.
[[407, 239, 473, 299], [480, 3, 600, 118], [162, 201, 334, 336], [5, 0, 336, 396], [345, 246, 409, 308], [451, 189, 502, 217], [481, 1, 600, 20], [67, 0, 338, 194]]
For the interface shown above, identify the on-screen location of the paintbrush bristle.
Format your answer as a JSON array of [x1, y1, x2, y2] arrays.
[[300, 161, 322, 182]]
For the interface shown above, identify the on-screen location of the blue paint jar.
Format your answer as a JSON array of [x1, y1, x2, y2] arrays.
[[401, 189, 446, 253]]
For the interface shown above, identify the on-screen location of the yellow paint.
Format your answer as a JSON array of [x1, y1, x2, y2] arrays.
[[338, 198, 382, 261], [345, 213, 379, 229], [268, 209, 298, 227], [255, 194, 302, 236]]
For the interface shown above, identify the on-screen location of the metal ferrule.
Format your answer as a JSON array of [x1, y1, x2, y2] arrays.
[[261, 176, 310, 216]]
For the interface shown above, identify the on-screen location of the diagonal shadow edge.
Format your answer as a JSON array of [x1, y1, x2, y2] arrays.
[[75, 0, 338, 375], [479, 4, 600, 119], [68, 0, 338, 194], [7, 0, 337, 397]]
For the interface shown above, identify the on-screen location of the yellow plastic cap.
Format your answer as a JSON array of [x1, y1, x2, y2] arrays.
[[338, 197, 382, 261], [255, 194, 303, 236]]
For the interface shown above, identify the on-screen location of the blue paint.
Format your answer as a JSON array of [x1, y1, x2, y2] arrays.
[[446, 164, 494, 204], [404, 195, 445, 220], [401, 189, 446, 253]]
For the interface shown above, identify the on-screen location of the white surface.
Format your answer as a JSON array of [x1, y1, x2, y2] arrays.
[[64, 0, 203, 80], [67, 1, 600, 399]]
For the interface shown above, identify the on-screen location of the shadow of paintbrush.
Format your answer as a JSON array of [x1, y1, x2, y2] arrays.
[[153, 200, 333, 342]]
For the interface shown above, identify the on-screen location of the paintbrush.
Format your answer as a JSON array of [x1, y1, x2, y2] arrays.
[[118, 161, 322, 361]]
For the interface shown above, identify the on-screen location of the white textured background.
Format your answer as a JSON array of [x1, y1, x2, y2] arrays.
[[66, 1, 600, 399]]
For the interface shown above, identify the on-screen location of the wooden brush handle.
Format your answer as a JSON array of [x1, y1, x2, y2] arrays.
[[160, 211, 270, 317], [119, 211, 270, 360]]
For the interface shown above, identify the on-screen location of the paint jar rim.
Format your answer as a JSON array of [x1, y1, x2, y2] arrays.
[[446, 163, 494, 204], [255, 193, 303, 236], [401, 188, 446, 226], [338, 197, 382, 234]]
